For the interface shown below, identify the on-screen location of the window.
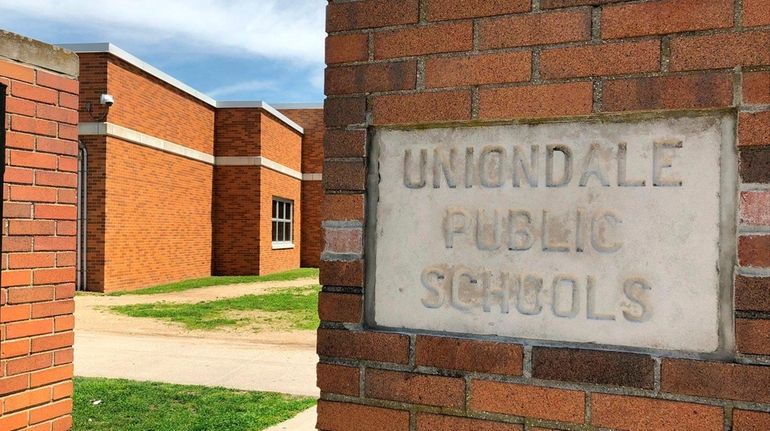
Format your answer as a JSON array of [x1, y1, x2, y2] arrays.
[[272, 197, 294, 249]]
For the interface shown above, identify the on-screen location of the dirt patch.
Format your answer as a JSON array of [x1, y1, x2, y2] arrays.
[[76, 277, 319, 347]]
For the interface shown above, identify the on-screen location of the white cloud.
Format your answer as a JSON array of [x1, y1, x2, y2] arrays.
[[207, 79, 276, 98], [0, 0, 326, 64]]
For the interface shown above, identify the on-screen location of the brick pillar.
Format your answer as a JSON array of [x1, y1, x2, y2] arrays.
[[0, 31, 79, 430], [318, 1, 770, 430]]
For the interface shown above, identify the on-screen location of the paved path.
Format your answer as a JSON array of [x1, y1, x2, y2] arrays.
[[264, 406, 316, 431], [74, 331, 319, 397], [74, 278, 321, 429]]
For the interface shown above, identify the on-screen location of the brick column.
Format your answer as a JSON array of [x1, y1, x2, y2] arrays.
[[0, 31, 79, 430], [318, 1, 770, 430]]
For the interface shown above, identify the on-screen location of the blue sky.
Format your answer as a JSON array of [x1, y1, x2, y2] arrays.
[[0, 0, 326, 104]]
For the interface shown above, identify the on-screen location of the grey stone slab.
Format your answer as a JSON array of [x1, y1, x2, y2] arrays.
[[369, 115, 735, 354], [0, 30, 79, 77]]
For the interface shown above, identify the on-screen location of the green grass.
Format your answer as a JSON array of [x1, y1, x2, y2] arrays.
[[111, 285, 320, 331], [108, 268, 319, 296], [74, 377, 315, 431]]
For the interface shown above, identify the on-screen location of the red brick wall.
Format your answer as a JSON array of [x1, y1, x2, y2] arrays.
[[279, 108, 324, 174], [260, 113, 303, 171], [76, 53, 108, 124], [77, 54, 215, 292], [280, 108, 324, 268], [214, 108, 261, 157], [213, 107, 305, 276], [105, 57, 215, 155], [319, 1, 770, 430], [259, 168, 301, 275], [81, 135, 105, 292], [0, 43, 78, 431], [99, 137, 212, 292], [299, 180, 322, 268], [212, 165, 260, 275]]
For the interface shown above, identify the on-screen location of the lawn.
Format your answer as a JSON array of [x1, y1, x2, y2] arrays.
[[74, 377, 315, 431], [111, 285, 320, 331], [108, 268, 319, 296]]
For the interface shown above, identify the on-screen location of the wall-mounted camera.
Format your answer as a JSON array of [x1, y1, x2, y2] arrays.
[[99, 94, 114, 107]]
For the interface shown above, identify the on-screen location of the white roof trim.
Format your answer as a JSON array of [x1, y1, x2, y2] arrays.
[[272, 103, 324, 110], [59, 42, 305, 135], [215, 156, 303, 180], [79, 122, 215, 165], [60, 43, 218, 106], [217, 101, 304, 134]]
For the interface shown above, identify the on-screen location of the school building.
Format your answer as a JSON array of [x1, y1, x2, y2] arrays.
[[60, 43, 324, 293]]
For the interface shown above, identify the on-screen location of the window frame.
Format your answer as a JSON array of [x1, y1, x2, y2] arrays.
[[271, 197, 294, 249]]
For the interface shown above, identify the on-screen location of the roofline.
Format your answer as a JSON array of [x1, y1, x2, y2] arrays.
[[272, 103, 324, 110], [58, 42, 305, 135], [217, 101, 304, 134]]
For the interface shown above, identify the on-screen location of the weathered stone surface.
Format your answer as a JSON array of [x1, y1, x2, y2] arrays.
[[371, 116, 733, 353]]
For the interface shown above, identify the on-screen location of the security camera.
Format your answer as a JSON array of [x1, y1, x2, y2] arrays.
[[99, 94, 114, 107]]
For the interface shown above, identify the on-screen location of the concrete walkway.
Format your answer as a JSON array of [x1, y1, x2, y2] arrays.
[[74, 331, 319, 396], [74, 278, 321, 430], [264, 406, 317, 431]]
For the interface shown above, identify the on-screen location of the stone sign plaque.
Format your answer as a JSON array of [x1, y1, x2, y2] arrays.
[[369, 115, 735, 354]]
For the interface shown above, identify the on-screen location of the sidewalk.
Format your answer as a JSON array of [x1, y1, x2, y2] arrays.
[[74, 331, 319, 396]]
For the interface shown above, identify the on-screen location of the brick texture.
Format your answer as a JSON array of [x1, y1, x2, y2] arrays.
[[739, 112, 770, 147], [373, 91, 471, 125], [735, 275, 770, 312], [744, 0, 770, 27], [416, 414, 523, 431], [426, 0, 530, 21], [591, 393, 724, 431], [317, 363, 360, 396], [374, 22, 473, 60], [316, 400, 409, 431], [601, 0, 733, 39], [1, 48, 77, 430], [86, 54, 215, 154], [744, 72, 770, 105], [662, 359, 770, 403], [318, 292, 362, 323], [80, 53, 323, 290], [479, 9, 591, 49], [365, 369, 465, 408], [601, 73, 733, 112], [734, 409, 770, 431], [670, 30, 770, 71], [425, 52, 531, 89], [470, 380, 585, 423], [320, 0, 770, 428], [415, 335, 523, 375], [94, 136, 212, 291], [540, 40, 660, 79], [739, 235, 770, 268], [326, 0, 419, 32], [737, 318, 770, 356], [533, 347, 655, 389], [479, 82, 593, 120], [317, 329, 409, 364]]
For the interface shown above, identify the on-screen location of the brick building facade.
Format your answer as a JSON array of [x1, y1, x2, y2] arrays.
[[318, 1, 770, 430], [62, 44, 324, 293], [0, 30, 79, 431]]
